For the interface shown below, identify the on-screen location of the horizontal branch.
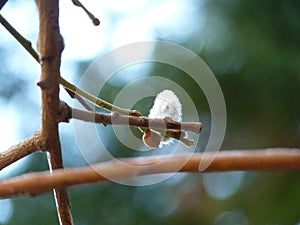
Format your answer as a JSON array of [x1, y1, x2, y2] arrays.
[[0, 148, 299, 198], [0, 131, 41, 171], [0, 102, 202, 172], [71, 107, 202, 134]]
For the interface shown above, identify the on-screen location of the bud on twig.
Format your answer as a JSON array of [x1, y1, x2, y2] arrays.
[[143, 90, 193, 148]]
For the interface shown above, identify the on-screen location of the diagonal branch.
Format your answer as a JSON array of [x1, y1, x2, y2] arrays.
[[0, 14, 40, 62], [0, 0, 8, 11], [0, 14, 138, 116], [71, 0, 100, 26], [0, 148, 299, 198], [64, 89, 93, 111], [0, 131, 41, 171], [59, 77, 142, 116]]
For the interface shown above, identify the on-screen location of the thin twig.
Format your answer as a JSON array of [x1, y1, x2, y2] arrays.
[[0, 131, 41, 171], [0, 100, 200, 173], [58, 103, 201, 146], [0, 16, 194, 144], [0, 14, 94, 112], [0, 14, 40, 63], [71, 107, 202, 134], [0, 148, 299, 198], [71, 0, 100, 26], [0, 15, 138, 116], [60, 77, 142, 116], [64, 88, 93, 111]]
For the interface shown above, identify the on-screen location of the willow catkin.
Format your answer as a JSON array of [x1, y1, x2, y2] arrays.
[[143, 90, 183, 148]]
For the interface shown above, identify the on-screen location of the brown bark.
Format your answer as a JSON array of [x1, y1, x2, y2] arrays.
[[35, 1, 73, 224], [0, 131, 40, 171], [0, 149, 299, 198], [71, 107, 202, 133]]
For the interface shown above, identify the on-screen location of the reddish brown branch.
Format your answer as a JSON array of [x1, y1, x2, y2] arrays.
[[0, 131, 41, 171], [0, 148, 299, 198], [36, 0, 73, 224]]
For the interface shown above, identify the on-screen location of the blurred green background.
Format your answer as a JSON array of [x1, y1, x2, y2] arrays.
[[0, 0, 299, 224]]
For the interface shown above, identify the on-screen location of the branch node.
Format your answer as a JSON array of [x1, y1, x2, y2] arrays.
[[57, 101, 72, 123], [35, 136, 49, 152], [37, 76, 56, 89]]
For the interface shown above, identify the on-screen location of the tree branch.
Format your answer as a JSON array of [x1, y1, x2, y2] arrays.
[[0, 14, 133, 116], [59, 77, 142, 116], [0, 131, 41, 171], [64, 89, 93, 111], [0, 148, 299, 198], [0, 14, 40, 62], [71, 0, 100, 26], [70, 106, 202, 134], [0, 0, 7, 11], [0, 101, 201, 173], [36, 1, 73, 224]]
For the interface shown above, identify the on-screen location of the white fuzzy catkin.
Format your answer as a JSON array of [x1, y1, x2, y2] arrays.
[[143, 90, 182, 148], [148, 90, 182, 122]]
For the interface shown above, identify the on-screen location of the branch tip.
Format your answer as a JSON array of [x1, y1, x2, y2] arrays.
[[71, 0, 100, 26], [92, 18, 100, 26]]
